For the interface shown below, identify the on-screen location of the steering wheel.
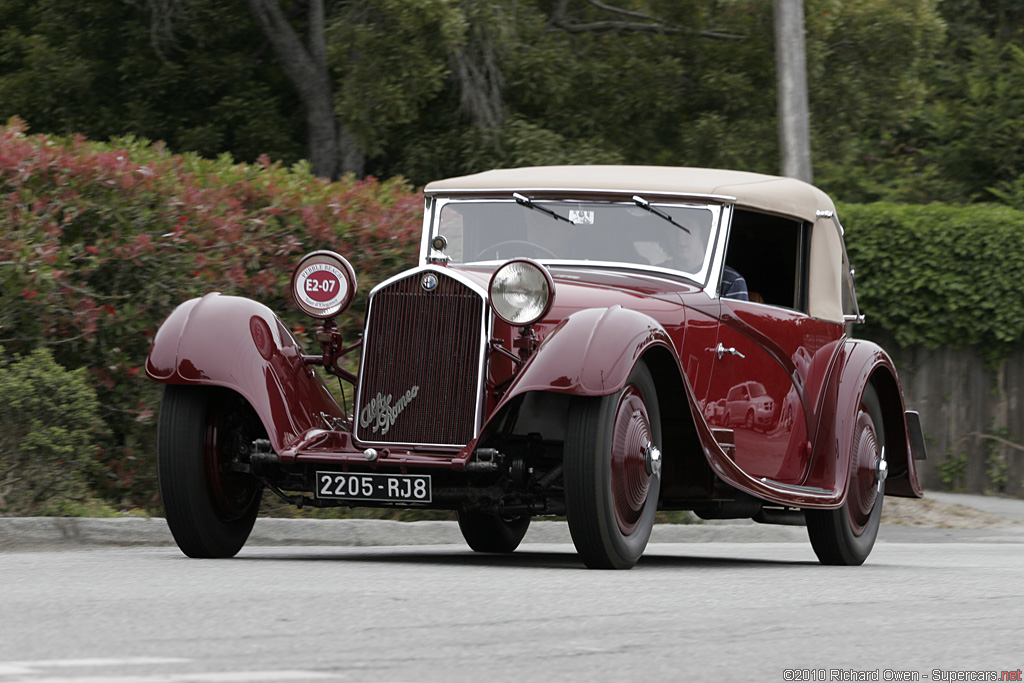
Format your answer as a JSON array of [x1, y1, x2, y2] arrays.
[[474, 240, 559, 260]]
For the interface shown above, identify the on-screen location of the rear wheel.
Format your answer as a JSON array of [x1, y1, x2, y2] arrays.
[[564, 360, 661, 569], [457, 511, 531, 553], [806, 384, 885, 566], [158, 385, 263, 558]]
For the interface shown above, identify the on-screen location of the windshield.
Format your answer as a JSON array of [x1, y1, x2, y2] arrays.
[[432, 198, 719, 280]]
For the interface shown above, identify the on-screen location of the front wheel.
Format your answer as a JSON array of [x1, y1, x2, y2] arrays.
[[564, 360, 662, 569], [806, 384, 885, 566], [457, 511, 531, 553], [158, 385, 263, 558]]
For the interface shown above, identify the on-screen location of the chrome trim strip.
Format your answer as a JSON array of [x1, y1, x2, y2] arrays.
[[418, 196, 437, 265], [706, 203, 733, 299], [815, 209, 842, 235]]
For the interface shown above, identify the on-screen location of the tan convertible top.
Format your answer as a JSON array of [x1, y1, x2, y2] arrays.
[[424, 165, 853, 323], [424, 165, 837, 224]]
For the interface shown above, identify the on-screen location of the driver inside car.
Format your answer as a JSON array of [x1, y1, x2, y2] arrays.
[[660, 224, 749, 301]]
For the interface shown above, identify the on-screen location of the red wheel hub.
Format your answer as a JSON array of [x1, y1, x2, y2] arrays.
[[610, 386, 654, 535], [846, 410, 880, 536], [203, 406, 259, 522]]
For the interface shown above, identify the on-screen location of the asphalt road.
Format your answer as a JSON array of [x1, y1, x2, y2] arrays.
[[2, 501, 1023, 683]]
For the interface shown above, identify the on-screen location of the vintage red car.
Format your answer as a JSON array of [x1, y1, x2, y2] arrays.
[[147, 166, 927, 569]]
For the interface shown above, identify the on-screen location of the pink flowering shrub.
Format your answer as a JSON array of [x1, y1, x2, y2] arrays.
[[0, 118, 422, 510]]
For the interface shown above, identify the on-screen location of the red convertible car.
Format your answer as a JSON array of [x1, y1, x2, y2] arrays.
[[147, 166, 927, 569]]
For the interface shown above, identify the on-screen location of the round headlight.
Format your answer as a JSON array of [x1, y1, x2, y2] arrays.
[[488, 258, 555, 326], [291, 250, 357, 319]]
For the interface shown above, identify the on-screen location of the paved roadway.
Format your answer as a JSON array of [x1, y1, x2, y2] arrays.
[[1, 509, 1023, 683]]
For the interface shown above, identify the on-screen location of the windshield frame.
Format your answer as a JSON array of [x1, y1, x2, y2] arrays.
[[422, 195, 728, 290]]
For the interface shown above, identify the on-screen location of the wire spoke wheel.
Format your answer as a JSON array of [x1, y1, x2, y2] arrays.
[[806, 384, 885, 566], [564, 360, 661, 569], [158, 385, 263, 558]]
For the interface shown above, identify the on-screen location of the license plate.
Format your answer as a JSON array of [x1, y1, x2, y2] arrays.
[[315, 471, 432, 504]]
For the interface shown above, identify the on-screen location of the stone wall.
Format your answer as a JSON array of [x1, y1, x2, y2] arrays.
[[881, 342, 1024, 497]]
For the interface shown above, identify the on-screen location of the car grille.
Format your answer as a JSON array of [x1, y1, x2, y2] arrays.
[[355, 269, 487, 447]]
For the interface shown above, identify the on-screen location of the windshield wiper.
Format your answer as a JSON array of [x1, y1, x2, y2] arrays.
[[513, 192, 575, 225], [632, 195, 691, 234]]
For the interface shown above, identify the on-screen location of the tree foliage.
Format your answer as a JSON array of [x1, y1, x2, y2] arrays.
[[0, 0, 304, 167], [6, 0, 1013, 199]]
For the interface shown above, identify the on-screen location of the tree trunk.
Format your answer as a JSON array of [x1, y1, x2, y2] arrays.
[[774, 0, 813, 183], [246, 0, 364, 179]]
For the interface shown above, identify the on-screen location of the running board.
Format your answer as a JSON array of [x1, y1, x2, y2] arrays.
[[757, 479, 834, 496]]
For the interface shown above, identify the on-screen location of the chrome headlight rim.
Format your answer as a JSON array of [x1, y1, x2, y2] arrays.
[[291, 250, 357, 319], [487, 258, 555, 327]]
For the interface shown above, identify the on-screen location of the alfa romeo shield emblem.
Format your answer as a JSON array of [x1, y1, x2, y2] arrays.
[[421, 273, 439, 291]]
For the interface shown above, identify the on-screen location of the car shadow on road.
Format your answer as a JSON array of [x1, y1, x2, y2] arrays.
[[234, 547, 820, 569]]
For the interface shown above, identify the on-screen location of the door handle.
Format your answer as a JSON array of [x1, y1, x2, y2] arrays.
[[713, 343, 745, 360]]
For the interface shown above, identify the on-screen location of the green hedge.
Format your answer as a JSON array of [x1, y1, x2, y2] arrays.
[[840, 202, 1024, 363]]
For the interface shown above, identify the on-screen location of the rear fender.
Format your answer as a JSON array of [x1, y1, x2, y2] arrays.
[[146, 293, 344, 454], [860, 355, 924, 498], [803, 339, 923, 502]]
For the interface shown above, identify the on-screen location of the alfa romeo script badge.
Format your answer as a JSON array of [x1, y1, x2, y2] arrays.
[[421, 273, 438, 291], [360, 387, 420, 436]]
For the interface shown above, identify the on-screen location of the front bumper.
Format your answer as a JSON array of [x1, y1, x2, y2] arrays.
[[276, 428, 479, 471]]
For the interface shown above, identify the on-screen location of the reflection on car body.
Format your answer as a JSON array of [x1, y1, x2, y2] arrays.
[[724, 381, 775, 431], [147, 165, 927, 569]]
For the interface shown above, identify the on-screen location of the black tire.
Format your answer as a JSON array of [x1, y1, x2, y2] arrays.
[[806, 384, 885, 566], [158, 385, 263, 558], [457, 511, 531, 553], [564, 360, 662, 569]]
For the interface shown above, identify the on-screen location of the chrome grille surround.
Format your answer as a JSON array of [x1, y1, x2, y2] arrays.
[[353, 266, 489, 448]]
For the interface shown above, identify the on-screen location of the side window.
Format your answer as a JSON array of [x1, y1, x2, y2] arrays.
[[724, 209, 808, 311]]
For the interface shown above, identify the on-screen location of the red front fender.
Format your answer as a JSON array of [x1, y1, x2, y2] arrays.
[[145, 293, 344, 454], [452, 305, 677, 469], [496, 305, 676, 408]]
